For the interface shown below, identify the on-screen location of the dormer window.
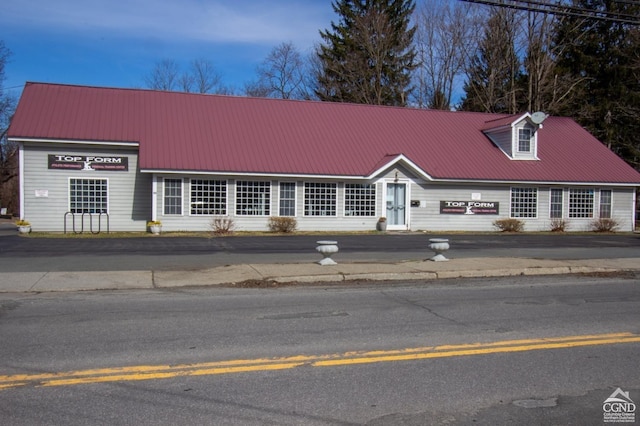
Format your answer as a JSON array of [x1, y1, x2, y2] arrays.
[[482, 112, 543, 161], [518, 128, 532, 152]]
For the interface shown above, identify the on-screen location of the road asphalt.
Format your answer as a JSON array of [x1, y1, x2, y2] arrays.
[[1, 219, 639, 293]]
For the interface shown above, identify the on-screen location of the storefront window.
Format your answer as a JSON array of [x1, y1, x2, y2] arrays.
[[569, 188, 594, 218], [69, 178, 108, 213], [345, 184, 376, 216], [304, 183, 336, 216], [236, 181, 271, 216], [191, 179, 226, 215], [510, 187, 537, 218]]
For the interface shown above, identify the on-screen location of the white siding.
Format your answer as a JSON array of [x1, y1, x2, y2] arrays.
[[22, 143, 150, 232], [151, 167, 633, 232], [409, 184, 509, 232], [484, 128, 512, 157], [396, 178, 636, 233], [153, 176, 385, 232], [611, 188, 636, 232], [24, 147, 636, 233]]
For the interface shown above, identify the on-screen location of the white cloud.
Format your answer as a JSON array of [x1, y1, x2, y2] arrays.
[[3, 0, 331, 47]]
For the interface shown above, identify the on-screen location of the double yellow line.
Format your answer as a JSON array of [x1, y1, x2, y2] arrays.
[[1, 332, 638, 391]]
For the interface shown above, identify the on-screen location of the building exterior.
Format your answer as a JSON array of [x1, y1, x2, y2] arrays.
[[7, 82, 640, 233]]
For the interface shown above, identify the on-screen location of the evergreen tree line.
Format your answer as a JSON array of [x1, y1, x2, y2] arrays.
[[459, 0, 639, 169], [1, 0, 639, 214], [0, 41, 17, 215], [242, 0, 639, 170], [146, 0, 636, 169]]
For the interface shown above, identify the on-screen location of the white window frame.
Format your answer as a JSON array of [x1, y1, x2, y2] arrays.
[[278, 182, 296, 217], [235, 181, 271, 216], [344, 183, 376, 217], [304, 182, 337, 216], [163, 178, 183, 216], [599, 189, 612, 219], [517, 128, 532, 152], [549, 188, 563, 218], [68, 177, 109, 214], [569, 188, 594, 218], [190, 179, 227, 216], [510, 187, 538, 218]]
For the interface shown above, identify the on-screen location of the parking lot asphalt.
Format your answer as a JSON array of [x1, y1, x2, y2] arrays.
[[1, 219, 639, 292]]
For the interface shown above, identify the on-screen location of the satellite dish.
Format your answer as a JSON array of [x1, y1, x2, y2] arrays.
[[531, 111, 548, 125]]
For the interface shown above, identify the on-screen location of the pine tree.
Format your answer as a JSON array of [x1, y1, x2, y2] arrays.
[[316, 0, 417, 106], [0, 41, 18, 215], [552, 0, 640, 170], [460, 8, 522, 113]]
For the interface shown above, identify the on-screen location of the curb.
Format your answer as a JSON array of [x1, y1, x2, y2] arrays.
[[0, 264, 637, 293], [253, 266, 632, 286]]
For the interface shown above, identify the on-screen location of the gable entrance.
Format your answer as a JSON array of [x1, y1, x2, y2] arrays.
[[385, 182, 409, 230]]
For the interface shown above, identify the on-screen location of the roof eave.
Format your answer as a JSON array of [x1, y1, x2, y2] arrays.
[[141, 168, 374, 180], [365, 154, 435, 181], [430, 177, 640, 187], [10, 137, 140, 147]]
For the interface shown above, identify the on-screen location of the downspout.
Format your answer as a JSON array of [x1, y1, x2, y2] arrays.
[[634, 189, 638, 232], [151, 174, 158, 222], [18, 141, 24, 220]]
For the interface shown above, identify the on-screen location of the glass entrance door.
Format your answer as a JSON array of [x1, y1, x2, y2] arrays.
[[386, 183, 406, 227]]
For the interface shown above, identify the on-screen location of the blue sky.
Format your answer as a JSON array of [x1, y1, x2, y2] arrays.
[[2, 0, 336, 97]]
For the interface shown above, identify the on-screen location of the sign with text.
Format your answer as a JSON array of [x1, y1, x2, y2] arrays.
[[48, 155, 128, 171], [440, 201, 499, 215]]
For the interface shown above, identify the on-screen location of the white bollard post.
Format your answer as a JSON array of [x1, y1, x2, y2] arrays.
[[316, 240, 339, 265], [428, 238, 450, 261]]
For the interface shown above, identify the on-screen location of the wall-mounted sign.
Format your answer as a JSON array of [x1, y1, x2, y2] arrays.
[[48, 155, 128, 171], [440, 201, 499, 215]]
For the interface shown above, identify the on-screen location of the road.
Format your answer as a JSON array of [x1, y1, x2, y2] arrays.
[[1, 274, 639, 425]]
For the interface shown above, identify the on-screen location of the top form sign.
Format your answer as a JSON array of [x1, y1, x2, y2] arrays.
[[48, 155, 129, 171], [440, 201, 499, 215]]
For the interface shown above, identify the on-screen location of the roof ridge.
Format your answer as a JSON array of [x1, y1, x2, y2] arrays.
[[22, 82, 503, 117], [11, 82, 640, 184]]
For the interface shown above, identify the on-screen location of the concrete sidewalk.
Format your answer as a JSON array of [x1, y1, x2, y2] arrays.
[[1, 256, 638, 293]]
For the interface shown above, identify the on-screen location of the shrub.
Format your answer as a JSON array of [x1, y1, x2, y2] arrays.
[[493, 218, 524, 232], [210, 217, 236, 235], [268, 216, 297, 233], [590, 217, 619, 233], [549, 218, 568, 232]]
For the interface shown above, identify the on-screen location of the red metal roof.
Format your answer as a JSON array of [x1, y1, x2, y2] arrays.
[[8, 82, 640, 184]]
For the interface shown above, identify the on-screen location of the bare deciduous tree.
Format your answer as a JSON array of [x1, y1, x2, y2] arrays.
[[412, 1, 479, 109], [521, 11, 557, 112], [144, 58, 229, 94], [187, 58, 225, 94], [0, 40, 18, 214], [144, 59, 180, 91], [246, 42, 311, 99]]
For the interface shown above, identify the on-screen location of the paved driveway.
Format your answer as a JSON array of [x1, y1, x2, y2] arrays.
[[1, 219, 639, 272]]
